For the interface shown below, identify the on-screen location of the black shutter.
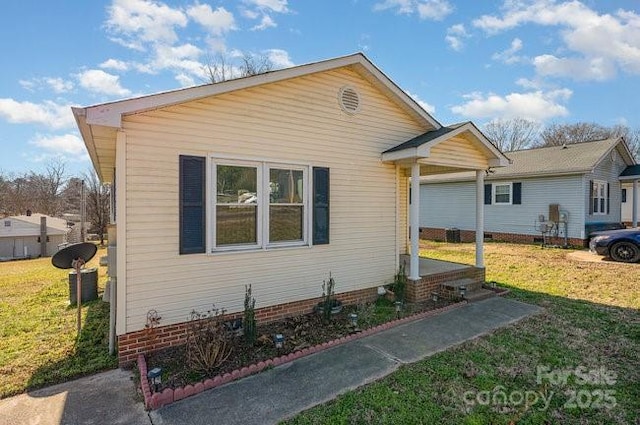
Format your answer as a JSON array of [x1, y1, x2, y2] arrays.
[[179, 155, 206, 254], [589, 180, 594, 215], [313, 167, 330, 245], [606, 183, 610, 214], [512, 182, 522, 205], [484, 184, 492, 205], [622, 188, 627, 203]]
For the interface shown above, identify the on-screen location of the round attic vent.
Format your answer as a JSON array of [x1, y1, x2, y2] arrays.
[[338, 86, 361, 114]]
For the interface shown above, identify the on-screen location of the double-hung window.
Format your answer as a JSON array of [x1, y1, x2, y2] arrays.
[[592, 180, 607, 215], [212, 160, 308, 251], [494, 183, 512, 205]]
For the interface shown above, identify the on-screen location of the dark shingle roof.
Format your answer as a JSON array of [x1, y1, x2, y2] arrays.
[[620, 164, 640, 178], [383, 122, 469, 153]]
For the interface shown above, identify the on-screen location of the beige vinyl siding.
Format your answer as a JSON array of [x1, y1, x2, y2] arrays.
[[584, 147, 628, 224], [427, 136, 489, 170], [121, 68, 426, 333]]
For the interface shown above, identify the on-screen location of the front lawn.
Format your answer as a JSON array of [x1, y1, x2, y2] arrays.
[[0, 247, 117, 398], [285, 242, 639, 424]]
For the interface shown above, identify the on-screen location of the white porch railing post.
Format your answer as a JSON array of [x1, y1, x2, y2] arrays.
[[633, 179, 638, 227], [410, 162, 421, 280], [475, 170, 485, 268]]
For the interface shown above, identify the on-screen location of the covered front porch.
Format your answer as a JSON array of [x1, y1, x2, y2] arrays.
[[383, 122, 511, 298]]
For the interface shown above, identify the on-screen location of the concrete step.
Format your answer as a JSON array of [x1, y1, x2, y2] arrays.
[[441, 278, 481, 293], [463, 288, 496, 303]]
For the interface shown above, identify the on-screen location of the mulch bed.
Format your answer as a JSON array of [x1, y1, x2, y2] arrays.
[[146, 297, 459, 392]]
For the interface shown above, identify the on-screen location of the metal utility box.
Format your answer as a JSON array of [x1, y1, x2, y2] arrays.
[[445, 228, 461, 243], [549, 204, 560, 223]]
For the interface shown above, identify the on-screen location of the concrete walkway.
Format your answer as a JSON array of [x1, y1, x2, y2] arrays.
[[0, 297, 540, 425], [150, 297, 540, 425]]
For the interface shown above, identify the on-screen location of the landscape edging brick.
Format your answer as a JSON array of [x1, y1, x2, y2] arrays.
[[139, 301, 466, 410]]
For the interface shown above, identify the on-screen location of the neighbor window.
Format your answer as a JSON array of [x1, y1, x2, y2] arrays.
[[494, 183, 512, 204], [4, 220, 10, 227], [212, 160, 308, 250], [592, 180, 607, 215]]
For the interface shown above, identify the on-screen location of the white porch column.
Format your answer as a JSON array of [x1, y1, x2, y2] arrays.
[[633, 179, 638, 227], [409, 162, 421, 280], [475, 170, 485, 268]]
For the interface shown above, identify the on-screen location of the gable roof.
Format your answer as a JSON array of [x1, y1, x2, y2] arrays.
[[382, 121, 510, 168], [73, 53, 442, 182], [422, 137, 636, 183]]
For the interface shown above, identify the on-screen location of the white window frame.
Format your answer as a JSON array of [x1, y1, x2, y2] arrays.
[[210, 157, 310, 253], [493, 182, 512, 205], [593, 180, 607, 215]]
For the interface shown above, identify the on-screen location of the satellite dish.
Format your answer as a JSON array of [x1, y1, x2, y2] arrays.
[[52, 242, 97, 269]]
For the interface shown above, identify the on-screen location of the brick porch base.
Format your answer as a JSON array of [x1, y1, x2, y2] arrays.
[[406, 266, 485, 303]]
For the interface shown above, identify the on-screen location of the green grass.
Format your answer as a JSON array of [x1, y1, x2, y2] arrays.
[[284, 242, 640, 425], [0, 247, 117, 398]]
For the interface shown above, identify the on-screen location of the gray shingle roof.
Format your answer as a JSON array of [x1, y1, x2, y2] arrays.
[[423, 138, 630, 183], [620, 164, 640, 178]]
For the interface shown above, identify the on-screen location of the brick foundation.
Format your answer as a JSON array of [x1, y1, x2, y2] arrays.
[[406, 266, 485, 303], [118, 286, 378, 366], [419, 227, 586, 247]]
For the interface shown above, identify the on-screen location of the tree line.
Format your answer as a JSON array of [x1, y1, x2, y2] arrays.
[[0, 161, 110, 245], [484, 119, 640, 158]]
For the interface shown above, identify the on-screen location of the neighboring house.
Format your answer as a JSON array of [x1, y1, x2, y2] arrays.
[[621, 165, 640, 226], [420, 138, 637, 246], [72, 53, 509, 364], [0, 213, 69, 259]]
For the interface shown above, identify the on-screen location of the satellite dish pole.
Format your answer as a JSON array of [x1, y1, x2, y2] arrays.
[[52, 242, 97, 337]]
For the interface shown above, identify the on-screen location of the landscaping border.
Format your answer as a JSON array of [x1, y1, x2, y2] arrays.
[[139, 301, 466, 410]]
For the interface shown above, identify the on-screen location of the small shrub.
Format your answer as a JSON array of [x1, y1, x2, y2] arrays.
[[243, 284, 257, 346], [321, 272, 337, 322], [185, 306, 232, 375], [391, 262, 407, 302]]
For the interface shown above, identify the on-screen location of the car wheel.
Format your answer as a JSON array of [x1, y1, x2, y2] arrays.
[[610, 241, 640, 263]]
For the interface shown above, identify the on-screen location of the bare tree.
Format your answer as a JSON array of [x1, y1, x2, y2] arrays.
[[29, 160, 67, 216], [537, 122, 611, 147], [484, 118, 541, 152], [203, 53, 273, 84], [83, 171, 110, 245]]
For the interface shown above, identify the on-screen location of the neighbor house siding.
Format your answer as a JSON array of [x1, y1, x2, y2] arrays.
[[621, 182, 640, 223], [421, 175, 586, 239], [120, 68, 427, 333], [584, 149, 628, 224]]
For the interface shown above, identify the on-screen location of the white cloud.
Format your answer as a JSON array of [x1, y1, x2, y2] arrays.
[[106, 0, 188, 46], [30, 134, 87, 157], [445, 24, 469, 51], [244, 0, 289, 13], [0, 99, 75, 130], [19, 80, 37, 91], [407, 91, 436, 114], [473, 1, 640, 80], [451, 89, 572, 122], [374, 0, 453, 20], [492, 38, 524, 64], [100, 58, 130, 71], [533, 54, 616, 81], [28, 133, 89, 164], [77, 69, 131, 97], [175, 73, 196, 87], [252, 14, 276, 30], [45, 77, 74, 93], [187, 4, 235, 36], [264, 49, 294, 68]]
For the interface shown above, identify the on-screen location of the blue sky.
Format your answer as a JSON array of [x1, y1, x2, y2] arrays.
[[1, 0, 639, 177]]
